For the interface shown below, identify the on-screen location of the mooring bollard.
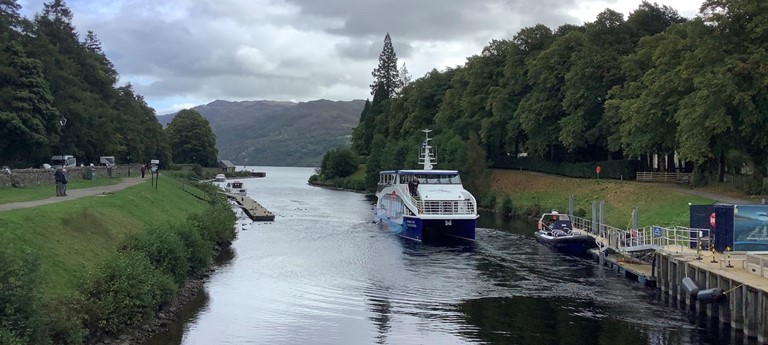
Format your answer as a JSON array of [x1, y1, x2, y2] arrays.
[[710, 244, 718, 263], [696, 242, 703, 260], [725, 246, 734, 268]]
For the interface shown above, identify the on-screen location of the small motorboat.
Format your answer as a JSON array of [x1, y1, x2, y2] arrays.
[[224, 181, 247, 196], [535, 211, 597, 256]]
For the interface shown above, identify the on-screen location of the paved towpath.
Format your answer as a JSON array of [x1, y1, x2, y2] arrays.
[[0, 177, 148, 212]]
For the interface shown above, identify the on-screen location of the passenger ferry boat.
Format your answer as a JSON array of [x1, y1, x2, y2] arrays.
[[374, 130, 479, 241]]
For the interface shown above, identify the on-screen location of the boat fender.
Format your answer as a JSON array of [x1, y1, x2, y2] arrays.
[[696, 288, 724, 304], [681, 277, 699, 299]]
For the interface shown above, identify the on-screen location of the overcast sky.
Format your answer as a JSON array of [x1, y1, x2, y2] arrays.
[[19, 0, 702, 114]]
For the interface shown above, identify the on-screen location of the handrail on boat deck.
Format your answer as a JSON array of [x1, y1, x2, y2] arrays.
[[410, 196, 476, 216]]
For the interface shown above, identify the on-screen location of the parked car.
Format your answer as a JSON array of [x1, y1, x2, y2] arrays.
[[215, 174, 226, 182]]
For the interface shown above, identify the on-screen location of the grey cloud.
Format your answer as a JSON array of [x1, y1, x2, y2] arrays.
[[20, 0, 621, 111], [334, 38, 414, 61], [283, 0, 579, 40]]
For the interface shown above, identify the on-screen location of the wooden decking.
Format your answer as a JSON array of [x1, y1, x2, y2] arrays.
[[223, 193, 275, 221]]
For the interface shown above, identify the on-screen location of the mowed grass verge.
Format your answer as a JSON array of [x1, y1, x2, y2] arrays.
[[0, 177, 124, 204], [490, 170, 714, 228], [0, 177, 209, 298]]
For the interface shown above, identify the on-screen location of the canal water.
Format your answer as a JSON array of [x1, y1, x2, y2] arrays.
[[146, 167, 753, 345]]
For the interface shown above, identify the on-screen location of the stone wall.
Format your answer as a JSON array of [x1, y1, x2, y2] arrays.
[[0, 165, 139, 188]]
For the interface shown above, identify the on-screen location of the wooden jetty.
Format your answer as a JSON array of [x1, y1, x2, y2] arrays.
[[223, 193, 275, 221], [570, 217, 768, 343]]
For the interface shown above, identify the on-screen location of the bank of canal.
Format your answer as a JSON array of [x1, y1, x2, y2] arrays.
[[146, 167, 749, 345]]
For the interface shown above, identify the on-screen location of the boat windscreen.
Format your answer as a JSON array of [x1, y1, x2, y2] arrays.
[[416, 174, 461, 184]]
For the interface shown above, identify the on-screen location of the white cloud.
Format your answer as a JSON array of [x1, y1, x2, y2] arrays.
[[18, 0, 703, 113]]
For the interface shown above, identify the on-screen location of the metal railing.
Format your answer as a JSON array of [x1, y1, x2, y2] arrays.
[[636, 171, 691, 184], [571, 215, 710, 255], [415, 199, 476, 216]]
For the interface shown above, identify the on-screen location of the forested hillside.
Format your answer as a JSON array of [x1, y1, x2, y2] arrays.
[[338, 0, 768, 196], [0, 0, 171, 168], [158, 99, 366, 167]]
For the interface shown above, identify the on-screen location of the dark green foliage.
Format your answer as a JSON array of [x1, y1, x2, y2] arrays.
[[166, 109, 218, 167], [174, 222, 214, 273], [319, 148, 357, 179], [0, 248, 48, 345], [80, 251, 176, 335], [334, 1, 768, 190], [0, 0, 170, 168], [480, 190, 497, 210], [501, 196, 516, 218], [370, 33, 402, 97], [123, 224, 190, 287], [46, 297, 87, 345], [189, 201, 237, 246]]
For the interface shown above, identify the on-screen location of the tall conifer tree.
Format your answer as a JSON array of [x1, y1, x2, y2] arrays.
[[370, 33, 402, 98]]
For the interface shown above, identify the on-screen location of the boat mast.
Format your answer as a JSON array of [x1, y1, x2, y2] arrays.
[[419, 129, 436, 170]]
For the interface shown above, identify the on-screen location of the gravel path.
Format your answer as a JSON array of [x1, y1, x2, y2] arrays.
[[0, 176, 148, 212]]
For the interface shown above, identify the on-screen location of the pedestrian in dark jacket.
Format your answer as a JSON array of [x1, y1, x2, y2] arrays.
[[54, 168, 64, 196]]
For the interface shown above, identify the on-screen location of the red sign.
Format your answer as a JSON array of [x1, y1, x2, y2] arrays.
[[710, 212, 716, 228], [596, 166, 601, 174]]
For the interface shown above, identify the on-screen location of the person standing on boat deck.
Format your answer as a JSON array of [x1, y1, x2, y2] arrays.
[[409, 176, 420, 196]]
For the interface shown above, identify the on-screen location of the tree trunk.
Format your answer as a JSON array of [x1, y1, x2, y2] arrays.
[[718, 152, 726, 183], [667, 152, 676, 172]]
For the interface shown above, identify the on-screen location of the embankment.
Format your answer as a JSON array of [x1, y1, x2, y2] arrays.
[[0, 176, 236, 344], [488, 169, 715, 227]]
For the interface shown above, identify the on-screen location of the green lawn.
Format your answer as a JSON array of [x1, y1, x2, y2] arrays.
[[491, 170, 715, 228], [0, 177, 124, 204], [0, 177, 209, 297]]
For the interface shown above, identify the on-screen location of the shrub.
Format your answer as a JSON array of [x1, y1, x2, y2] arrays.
[[174, 222, 213, 273], [480, 191, 497, 210], [81, 252, 176, 335], [574, 207, 588, 218], [47, 297, 88, 345], [189, 202, 237, 246], [501, 195, 516, 218], [0, 248, 47, 345], [123, 225, 190, 287]]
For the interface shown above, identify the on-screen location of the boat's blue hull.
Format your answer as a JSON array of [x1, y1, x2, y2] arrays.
[[535, 231, 597, 256], [376, 214, 476, 242]]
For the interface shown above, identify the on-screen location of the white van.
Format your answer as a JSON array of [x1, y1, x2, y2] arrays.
[[51, 155, 77, 169]]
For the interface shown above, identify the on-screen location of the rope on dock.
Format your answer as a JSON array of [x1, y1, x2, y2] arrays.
[[722, 283, 745, 295]]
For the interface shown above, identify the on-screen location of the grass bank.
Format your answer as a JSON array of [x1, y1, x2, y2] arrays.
[[489, 170, 715, 228], [0, 177, 208, 298]]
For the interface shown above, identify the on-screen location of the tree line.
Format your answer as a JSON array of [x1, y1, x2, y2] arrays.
[[0, 0, 218, 169], [326, 0, 767, 196]]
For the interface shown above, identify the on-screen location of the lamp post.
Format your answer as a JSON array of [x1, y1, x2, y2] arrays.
[[127, 155, 131, 176]]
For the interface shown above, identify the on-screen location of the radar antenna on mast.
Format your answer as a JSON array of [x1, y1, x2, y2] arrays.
[[418, 129, 436, 170]]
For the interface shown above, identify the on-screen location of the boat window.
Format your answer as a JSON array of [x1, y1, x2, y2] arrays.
[[414, 174, 461, 184]]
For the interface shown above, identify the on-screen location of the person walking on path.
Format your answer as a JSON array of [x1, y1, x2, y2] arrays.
[[60, 168, 69, 196], [54, 168, 64, 196], [140, 165, 146, 178]]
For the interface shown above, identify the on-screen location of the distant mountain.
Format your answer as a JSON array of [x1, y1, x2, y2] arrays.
[[157, 99, 366, 167]]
